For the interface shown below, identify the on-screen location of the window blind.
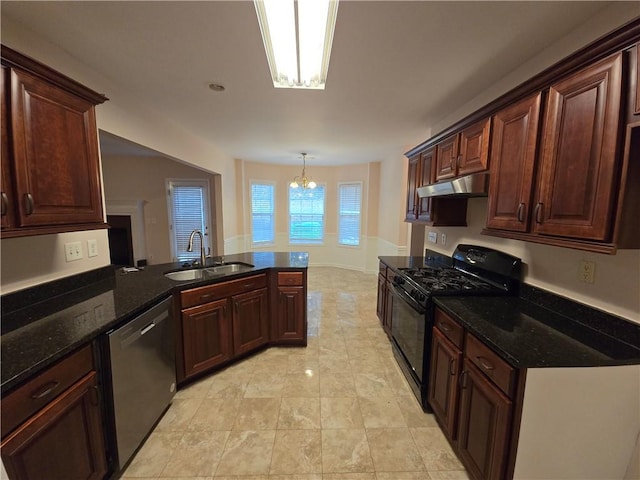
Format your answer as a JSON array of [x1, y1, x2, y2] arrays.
[[171, 185, 207, 261], [251, 182, 275, 245], [338, 183, 361, 246], [289, 185, 325, 243]]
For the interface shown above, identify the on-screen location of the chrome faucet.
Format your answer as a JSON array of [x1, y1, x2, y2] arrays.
[[187, 230, 206, 266]]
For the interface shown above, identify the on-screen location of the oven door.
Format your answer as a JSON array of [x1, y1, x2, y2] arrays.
[[389, 283, 427, 384]]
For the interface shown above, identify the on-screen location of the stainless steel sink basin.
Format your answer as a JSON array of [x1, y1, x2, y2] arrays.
[[164, 262, 254, 281], [207, 263, 253, 274], [164, 269, 206, 281]]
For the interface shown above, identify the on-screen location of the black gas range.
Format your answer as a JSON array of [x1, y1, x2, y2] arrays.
[[389, 244, 521, 411]]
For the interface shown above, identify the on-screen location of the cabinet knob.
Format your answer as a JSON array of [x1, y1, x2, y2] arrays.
[[449, 358, 457, 376], [517, 203, 525, 223], [24, 193, 34, 216], [534, 202, 543, 224], [1, 192, 7, 216], [459, 370, 468, 389]]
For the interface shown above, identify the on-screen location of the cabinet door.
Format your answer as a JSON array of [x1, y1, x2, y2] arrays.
[[635, 45, 640, 115], [457, 359, 512, 480], [232, 288, 269, 355], [417, 147, 434, 222], [182, 298, 232, 378], [275, 286, 305, 341], [1, 65, 13, 230], [405, 154, 420, 220], [534, 53, 622, 240], [427, 327, 461, 441], [458, 118, 491, 176], [376, 273, 386, 323], [486, 94, 542, 232], [1, 372, 107, 480], [435, 134, 458, 181], [383, 279, 394, 336], [9, 68, 104, 227]]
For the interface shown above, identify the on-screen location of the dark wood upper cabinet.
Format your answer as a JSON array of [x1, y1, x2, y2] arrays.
[[458, 117, 491, 176], [435, 134, 459, 181], [1, 45, 107, 238], [405, 154, 420, 221], [1, 65, 13, 230], [417, 147, 435, 222], [435, 118, 491, 181], [486, 94, 542, 232], [533, 53, 622, 241]]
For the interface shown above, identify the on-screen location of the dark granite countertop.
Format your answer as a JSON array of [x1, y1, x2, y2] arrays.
[[379, 256, 640, 369], [1, 252, 309, 393]]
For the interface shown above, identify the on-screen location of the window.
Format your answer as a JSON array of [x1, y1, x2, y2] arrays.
[[338, 183, 362, 246], [251, 182, 275, 245], [167, 179, 211, 262], [289, 185, 325, 243]]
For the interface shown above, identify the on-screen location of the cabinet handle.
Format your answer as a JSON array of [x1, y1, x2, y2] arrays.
[[1, 192, 7, 216], [449, 358, 456, 376], [449, 157, 454, 171], [243, 283, 255, 289], [439, 323, 451, 332], [457, 155, 462, 168], [476, 356, 495, 371], [30, 380, 60, 399], [24, 193, 34, 215], [459, 370, 468, 389], [200, 294, 212, 301], [90, 385, 100, 406], [534, 202, 543, 223], [517, 203, 525, 223]]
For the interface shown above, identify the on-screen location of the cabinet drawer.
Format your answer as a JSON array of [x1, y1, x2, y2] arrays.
[[278, 271, 303, 286], [1, 344, 93, 438], [465, 334, 515, 398], [181, 274, 267, 309], [434, 308, 464, 349]]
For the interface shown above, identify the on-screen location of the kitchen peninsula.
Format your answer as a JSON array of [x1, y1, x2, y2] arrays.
[[1, 251, 308, 479]]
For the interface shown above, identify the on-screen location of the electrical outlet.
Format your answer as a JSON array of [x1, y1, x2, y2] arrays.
[[87, 239, 98, 257], [441, 233, 447, 246], [64, 242, 83, 262], [427, 232, 437, 244], [579, 260, 595, 284]]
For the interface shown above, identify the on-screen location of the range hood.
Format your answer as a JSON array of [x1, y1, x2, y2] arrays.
[[417, 172, 488, 198]]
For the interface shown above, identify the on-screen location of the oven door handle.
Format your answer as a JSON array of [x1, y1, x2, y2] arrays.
[[389, 283, 426, 315]]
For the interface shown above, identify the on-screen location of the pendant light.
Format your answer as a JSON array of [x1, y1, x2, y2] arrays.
[[290, 153, 316, 189]]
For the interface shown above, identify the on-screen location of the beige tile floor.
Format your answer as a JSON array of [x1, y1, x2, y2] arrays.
[[121, 267, 469, 480]]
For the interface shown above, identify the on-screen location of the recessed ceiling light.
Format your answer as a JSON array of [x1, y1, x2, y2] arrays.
[[208, 83, 226, 92]]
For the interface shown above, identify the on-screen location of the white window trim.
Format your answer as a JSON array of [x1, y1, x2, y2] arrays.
[[288, 182, 326, 246], [250, 179, 276, 248], [337, 181, 362, 248], [166, 178, 211, 262]]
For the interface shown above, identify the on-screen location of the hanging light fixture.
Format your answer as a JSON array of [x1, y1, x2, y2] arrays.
[[290, 153, 316, 189], [254, 0, 339, 89]]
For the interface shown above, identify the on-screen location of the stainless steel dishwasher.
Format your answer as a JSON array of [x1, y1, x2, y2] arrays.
[[107, 296, 176, 469]]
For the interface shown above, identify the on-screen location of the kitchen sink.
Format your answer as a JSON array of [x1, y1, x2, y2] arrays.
[[164, 262, 254, 281]]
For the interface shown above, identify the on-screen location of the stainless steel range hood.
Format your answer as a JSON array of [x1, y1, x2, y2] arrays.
[[417, 172, 488, 198]]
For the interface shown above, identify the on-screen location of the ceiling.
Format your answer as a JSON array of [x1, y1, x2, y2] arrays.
[[1, 1, 620, 166]]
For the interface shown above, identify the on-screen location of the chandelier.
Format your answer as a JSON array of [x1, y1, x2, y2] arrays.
[[290, 153, 316, 189]]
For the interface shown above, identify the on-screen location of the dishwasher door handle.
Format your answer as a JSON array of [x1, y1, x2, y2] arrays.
[[118, 310, 170, 349], [140, 322, 156, 335]]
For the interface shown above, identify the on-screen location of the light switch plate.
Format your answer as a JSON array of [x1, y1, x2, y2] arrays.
[[87, 239, 98, 257], [427, 232, 437, 244], [579, 260, 595, 283], [64, 242, 83, 262]]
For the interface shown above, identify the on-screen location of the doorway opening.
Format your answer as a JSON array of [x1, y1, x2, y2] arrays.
[[107, 215, 135, 266]]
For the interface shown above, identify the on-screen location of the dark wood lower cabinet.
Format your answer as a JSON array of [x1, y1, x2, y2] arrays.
[[232, 288, 269, 355], [182, 298, 232, 377], [428, 327, 461, 441], [275, 286, 306, 341], [457, 359, 512, 480], [1, 372, 107, 480]]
